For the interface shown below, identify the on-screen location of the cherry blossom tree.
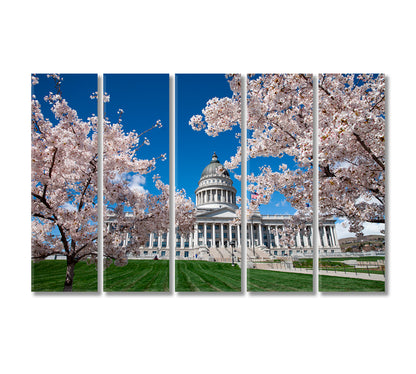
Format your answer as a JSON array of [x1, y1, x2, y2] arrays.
[[32, 74, 100, 291], [102, 99, 196, 268], [318, 74, 385, 234], [189, 73, 385, 240], [32, 74, 196, 291]]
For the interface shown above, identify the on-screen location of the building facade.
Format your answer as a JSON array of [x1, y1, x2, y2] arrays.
[[106, 153, 341, 261]]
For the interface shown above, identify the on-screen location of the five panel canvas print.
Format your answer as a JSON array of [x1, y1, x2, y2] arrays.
[[31, 73, 385, 293]]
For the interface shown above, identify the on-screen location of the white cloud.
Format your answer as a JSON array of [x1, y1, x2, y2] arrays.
[[335, 219, 385, 239], [275, 200, 287, 208], [110, 172, 148, 195], [128, 174, 148, 194], [61, 202, 77, 211]]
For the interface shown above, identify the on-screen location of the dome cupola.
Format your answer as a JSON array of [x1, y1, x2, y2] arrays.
[[200, 152, 230, 179], [195, 152, 237, 209]]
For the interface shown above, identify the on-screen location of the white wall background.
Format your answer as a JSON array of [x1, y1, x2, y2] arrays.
[[1, 1, 413, 373]]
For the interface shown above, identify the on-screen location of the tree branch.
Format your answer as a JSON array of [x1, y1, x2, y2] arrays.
[[352, 132, 385, 171]]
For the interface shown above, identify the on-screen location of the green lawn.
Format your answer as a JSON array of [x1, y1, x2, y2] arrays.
[[32, 260, 97, 292], [248, 269, 313, 292], [32, 259, 385, 293], [319, 275, 385, 292], [175, 260, 241, 292], [104, 260, 169, 292]]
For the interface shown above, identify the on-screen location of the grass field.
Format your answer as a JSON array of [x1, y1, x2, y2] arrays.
[[32, 260, 97, 292], [248, 269, 313, 292], [104, 260, 169, 292], [32, 259, 385, 293], [175, 260, 241, 292], [319, 275, 385, 292]]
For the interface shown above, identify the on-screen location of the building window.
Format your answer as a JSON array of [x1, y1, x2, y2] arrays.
[[176, 251, 180, 256], [184, 251, 189, 258]]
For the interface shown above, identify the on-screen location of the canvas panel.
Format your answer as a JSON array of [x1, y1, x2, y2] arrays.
[[31, 74, 98, 292], [175, 74, 242, 292], [103, 74, 170, 292], [318, 74, 386, 292], [245, 74, 314, 292]]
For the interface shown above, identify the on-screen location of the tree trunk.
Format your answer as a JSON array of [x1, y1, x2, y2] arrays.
[[63, 257, 76, 292]]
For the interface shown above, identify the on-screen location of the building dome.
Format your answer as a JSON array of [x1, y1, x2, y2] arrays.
[[195, 152, 237, 209], [200, 152, 230, 179]]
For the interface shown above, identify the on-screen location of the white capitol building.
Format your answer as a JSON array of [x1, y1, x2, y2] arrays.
[[107, 153, 341, 261]]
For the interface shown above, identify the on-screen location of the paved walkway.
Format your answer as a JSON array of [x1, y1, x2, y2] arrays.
[[265, 267, 385, 281]]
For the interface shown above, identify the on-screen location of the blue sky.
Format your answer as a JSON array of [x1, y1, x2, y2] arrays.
[[32, 74, 97, 124], [33, 73, 298, 215], [175, 74, 299, 215], [32, 73, 376, 239], [104, 74, 170, 196], [175, 74, 242, 204], [33, 73, 170, 202]]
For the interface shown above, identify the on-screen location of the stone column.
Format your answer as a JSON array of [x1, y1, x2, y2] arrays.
[[166, 231, 170, 251], [203, 223, 207, 246], [212, 223, 216, 247], [194, 224, 198, 248], [220, 223, 224, 247], [228, 224, 232, 246], [274, 225, 279, 247], [332, 225, 339, 247], [267, 225, 272, 248], [237, 224, 241, 247], [321, 226, 329, 247], [180, 234, 184, 248], [250, 223, 254, 247], [295, 231, 301, 248], [158, 233, 162, 249], [330, 226, 337, 247], [302, 229, 308, 247], [149, 233, 153, 249], [258, 223, 263, 246]]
